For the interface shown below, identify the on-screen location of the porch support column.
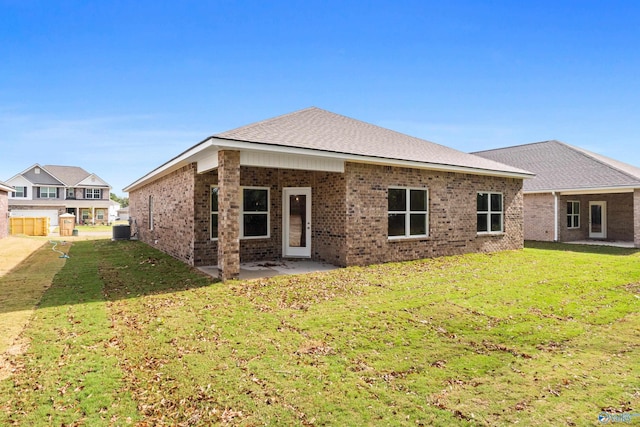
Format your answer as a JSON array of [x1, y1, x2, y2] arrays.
[[217, 150, 241, 281], [634, 189, 640, 248]]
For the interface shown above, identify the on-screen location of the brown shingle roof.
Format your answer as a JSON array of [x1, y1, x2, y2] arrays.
[[473, 140, 640, 192], [43, 165, 92, 186], [215, 107, 531, 175]]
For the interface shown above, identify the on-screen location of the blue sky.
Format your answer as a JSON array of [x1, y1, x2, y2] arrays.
[[2, 1, 640, 196]]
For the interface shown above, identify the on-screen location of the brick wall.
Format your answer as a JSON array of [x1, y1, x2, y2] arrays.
[[558, 193, 634, 242], [342, 162, 524, 266], [131, 161, 524, 269], [635, 190, 640, 248], [0, 191, 8, 239], [192, 167, 347, 266], [524, 193, 556, 241], [128, 164, 197, 265]]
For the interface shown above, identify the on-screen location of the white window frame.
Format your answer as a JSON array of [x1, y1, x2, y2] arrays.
[[149, 195, 154, 231], [85, 188, 101, 199], [240, 186, 270, 239], [96, 209, 105, 220], [40, 187, 57, 198], [567, 200, 580, 229], [13, 186, 26, 198], [210, 186, 218, 241], [81, 208, 90, 220], [387, 187, 429, 240], [477, 191, 504, 235]]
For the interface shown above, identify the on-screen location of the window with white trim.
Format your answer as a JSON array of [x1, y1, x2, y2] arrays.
[[85, 188, 101, 199], [567, 201, 580, 229], [477, 192, 503, 233], [210, 186, 218, 240], [40, 187, 57, 198], [81, 209, 90, 220], [149, 195, 154, 231], [12, 186, 26, 198], [96, 209, 105, 220], [241, 187, 269, 238], [388, 187, 428, 238]]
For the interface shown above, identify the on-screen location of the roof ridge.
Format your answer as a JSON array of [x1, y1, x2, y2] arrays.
[[556, 141, 640, 182], [213, 107, 321, 138], [472, 140, 560, 154]]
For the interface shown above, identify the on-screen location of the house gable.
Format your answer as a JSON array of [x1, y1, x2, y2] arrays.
[[76, 174, 110, 188]]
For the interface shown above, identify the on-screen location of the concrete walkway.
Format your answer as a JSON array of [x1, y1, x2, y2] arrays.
[[198, 259, 340, 280]]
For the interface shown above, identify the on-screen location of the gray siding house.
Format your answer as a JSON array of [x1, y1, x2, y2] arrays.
[[6, 164, 113, 226], [125, 107, 533, 280], [475, 140, 640, 247]]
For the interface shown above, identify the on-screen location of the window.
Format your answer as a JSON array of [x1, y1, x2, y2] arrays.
[[211, 186, 218, 240], [12, 186, 26, 198], [96, 210, 105, 220], [66, 188, 75, 199], [85, 188, 101, 199], [81, 209, 90, 220], [477, 192, 503, 233], [388, 187, 428, 238], [149, 195, 154, 231], [241, 187, 269, 238], [567, 201, 580, 229], [39, 187, 57, 198]]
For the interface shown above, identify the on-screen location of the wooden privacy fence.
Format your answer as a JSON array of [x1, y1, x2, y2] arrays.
[[9, 217, 50, 236]]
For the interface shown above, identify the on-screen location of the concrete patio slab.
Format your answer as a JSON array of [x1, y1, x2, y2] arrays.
[[565, 240, 636, 248], [197, 259, 340, 280]]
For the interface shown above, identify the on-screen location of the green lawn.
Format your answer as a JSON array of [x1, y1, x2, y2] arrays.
[[1, 240, 638, 426]]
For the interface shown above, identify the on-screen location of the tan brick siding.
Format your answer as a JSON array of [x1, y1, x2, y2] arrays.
[[128, 164, 197, 265], [635, 190, 640, 247], [558, 193, 634, 242], [130, 161, 525, 268], [343, 162, 524, 266], [523, 193, 556, 241]]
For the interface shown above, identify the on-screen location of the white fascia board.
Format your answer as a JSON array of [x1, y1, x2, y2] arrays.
[[525, 186, 640, 195], [123, 138, 215, 192], [211, 138, 534, 179], [0, 183, 13, 193]]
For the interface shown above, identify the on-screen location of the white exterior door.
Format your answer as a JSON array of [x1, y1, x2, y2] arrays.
[[283, 187, 311, 257], [589, 201, 607, 239]]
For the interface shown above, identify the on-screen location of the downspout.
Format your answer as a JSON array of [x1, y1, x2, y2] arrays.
[[552, 191, 559, 242]]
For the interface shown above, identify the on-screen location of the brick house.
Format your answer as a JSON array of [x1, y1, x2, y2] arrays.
[[124, 108, 533, 280], [6, 164, 113, 226], [475, 140, 640, 247], [0, 180, 12, 239]]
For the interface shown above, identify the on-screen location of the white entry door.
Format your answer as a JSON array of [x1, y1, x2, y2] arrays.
[[589, 201, 607, 239], [283, 187, 311, 257]]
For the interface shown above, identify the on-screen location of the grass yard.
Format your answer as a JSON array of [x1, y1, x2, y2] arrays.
[[0, 240, 638, 426]]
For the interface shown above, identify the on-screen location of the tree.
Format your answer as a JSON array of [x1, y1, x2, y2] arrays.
[[110, 193, 129, 207]]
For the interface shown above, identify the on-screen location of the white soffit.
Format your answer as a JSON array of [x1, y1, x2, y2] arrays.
[[196, 151, 219, 173], [240, 150, 344, 173]]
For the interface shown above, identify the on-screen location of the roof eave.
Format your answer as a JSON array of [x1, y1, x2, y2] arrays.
[[124, 137, 533, 193], [525, 185, 640, 195], [212, 138, 534, 179]]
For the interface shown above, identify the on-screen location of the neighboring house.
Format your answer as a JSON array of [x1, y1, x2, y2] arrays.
[[0, 180, 13, 239], [108, 199, 120, 223], [117, 206, 130, 221], [6, 164, 113, 226], [124, 107, 533, 280], [474, 140, 640, 247]]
